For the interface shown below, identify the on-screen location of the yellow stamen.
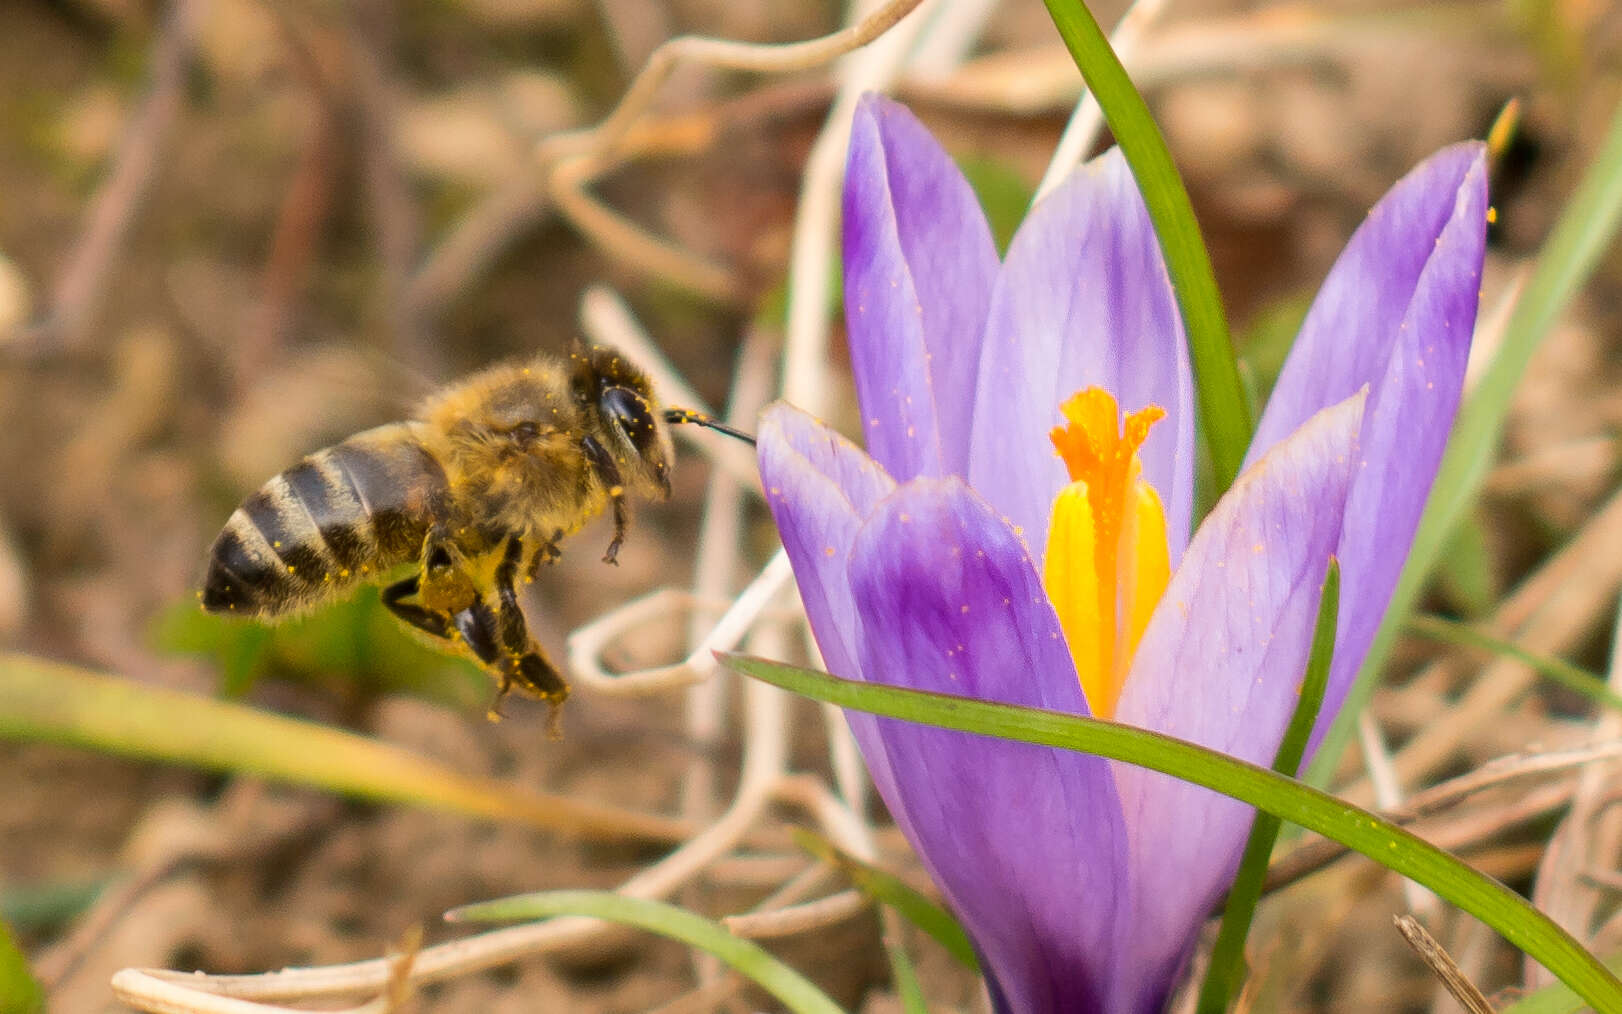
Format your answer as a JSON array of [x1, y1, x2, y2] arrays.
[[1042, 388, 1171, 718]]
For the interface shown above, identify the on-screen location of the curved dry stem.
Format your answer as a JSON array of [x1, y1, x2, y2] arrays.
[[1379, 487, 1622, 791], [539, 0, 933, 164], [566, 551, 794, 696], [722, 890, 869, 939], [683, 329, 779, 828], [550, 159, 744, 303], [1358, 711, 1442, 919], [1526, 593, 1622, 988], [1263, 741, 1622, 893], [36, 0, 203, 351]]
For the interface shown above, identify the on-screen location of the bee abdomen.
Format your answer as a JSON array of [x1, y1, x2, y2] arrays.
[[201, 424, 446, 617]]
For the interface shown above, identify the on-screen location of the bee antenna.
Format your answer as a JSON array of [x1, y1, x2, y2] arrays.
[[663, 408, 757, 446]]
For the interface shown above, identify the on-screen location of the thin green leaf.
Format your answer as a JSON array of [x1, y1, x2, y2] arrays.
[[1433, 511, 1498, 617], [448, 891, 847, 1014], [1501, 952, 1622, 1014], [1198, 559, 1339, 1014], [0, 919, 43, 1014], [1406, 615, 1622, 713], [722, 654, 1622, 1012], [885, 929, 930, 1014], [793, 829, 979, 971], [1308, 93, 1622, 783], [1039, 0, 1251, 492], [0, 653, 690, 842]]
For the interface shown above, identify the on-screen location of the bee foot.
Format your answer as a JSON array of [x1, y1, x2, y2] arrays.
[[526, 532, 565, 582], [486, 677, 512, 723]]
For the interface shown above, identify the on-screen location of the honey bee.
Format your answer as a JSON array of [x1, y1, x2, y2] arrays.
[[200, 343, 751, 719]]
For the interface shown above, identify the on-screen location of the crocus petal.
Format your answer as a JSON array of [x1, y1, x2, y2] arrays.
[[968, 148, 1195, 563], [843, 94, 1000, 482], [756, 404, 908, 812], [1107, 392, 1366, 1014], [848, 479, 1127, 1014], [1245, 142, 1488, 745]]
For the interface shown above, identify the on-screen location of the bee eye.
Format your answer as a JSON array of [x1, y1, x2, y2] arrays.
[[600, 386, 659, 457], [510, 421, 541, 443]]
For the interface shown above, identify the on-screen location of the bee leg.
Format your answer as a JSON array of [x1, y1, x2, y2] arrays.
[[580, 434, 628, 566], [380, 576, 457, 640], [418, 533, 477, 615], [449, 599, 515, 720], [493, 537, 568, 734], [524, 528, 565, 584]]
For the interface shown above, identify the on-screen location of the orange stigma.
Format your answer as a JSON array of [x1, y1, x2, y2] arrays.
[[1043, 388, 1170, 718]]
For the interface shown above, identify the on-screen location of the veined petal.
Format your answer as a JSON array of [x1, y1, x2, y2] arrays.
[[968, 148, 1195, 564], [843, 94, 1000, 481], [1108, 392, 1366, 1014], [1246, 143, 1488, 746], [848, 479, 1126, 1014], [756, 404, 906, 811]]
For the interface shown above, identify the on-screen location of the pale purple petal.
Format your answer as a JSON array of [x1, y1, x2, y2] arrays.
[[1108, 392, 1366, 1013], [843, 94, 1000, 481], [848, 479, 1127, 1014], [967, 148, 1195, 563], [756, 404, 906, 811], [1245, 143, 1487, 746]]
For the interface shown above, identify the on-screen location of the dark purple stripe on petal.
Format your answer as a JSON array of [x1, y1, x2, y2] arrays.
[[1108, 392, 1365, 1014], [755, 404, 913, 823], [1245, 143, 1488, 747], [848, 478, 1127, 1014], [967, 148, 1196, 565], [843, 95, 1000, 481], [756, 404, 894, 675]]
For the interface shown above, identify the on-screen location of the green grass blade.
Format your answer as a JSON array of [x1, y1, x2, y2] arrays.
[[885, 930, 930, 1014], [1197, 560, 1339, 1013], [1502, 952, 1622, 1014], [448, 891, 847, 1014], [723, 654, 1622, 1011], [1434, 511, 1498, 616], [1406, 615, 1622, 712], [1039, 0, 1251, 492], [0, 919, 43, 1014], [1307, 94, 1622, 783], [793, 829, 979, 971], [0, 653, 689, 842]]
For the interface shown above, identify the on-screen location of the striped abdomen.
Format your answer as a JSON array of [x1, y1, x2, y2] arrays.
[[201, 423, 447, 617]]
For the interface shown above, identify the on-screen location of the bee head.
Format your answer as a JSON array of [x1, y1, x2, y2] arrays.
[[571, 344, 674, 497]]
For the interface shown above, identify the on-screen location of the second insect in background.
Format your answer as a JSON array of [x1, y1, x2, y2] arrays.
[[198, 343, 752, 721]]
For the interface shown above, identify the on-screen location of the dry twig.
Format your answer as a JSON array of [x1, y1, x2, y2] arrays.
[[35, 0, 205, 352]]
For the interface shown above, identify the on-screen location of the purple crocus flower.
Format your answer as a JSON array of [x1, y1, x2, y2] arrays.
[[758, 95, 1488, 1013]]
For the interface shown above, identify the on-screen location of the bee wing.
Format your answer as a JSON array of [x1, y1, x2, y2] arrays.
[[217, 346, 443, 488]]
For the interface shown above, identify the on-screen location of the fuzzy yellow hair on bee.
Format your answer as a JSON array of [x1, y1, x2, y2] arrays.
[[200, 343, 752, 720]]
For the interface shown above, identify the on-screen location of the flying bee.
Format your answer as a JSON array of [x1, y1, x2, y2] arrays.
[[200, 343, 752, 720]]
